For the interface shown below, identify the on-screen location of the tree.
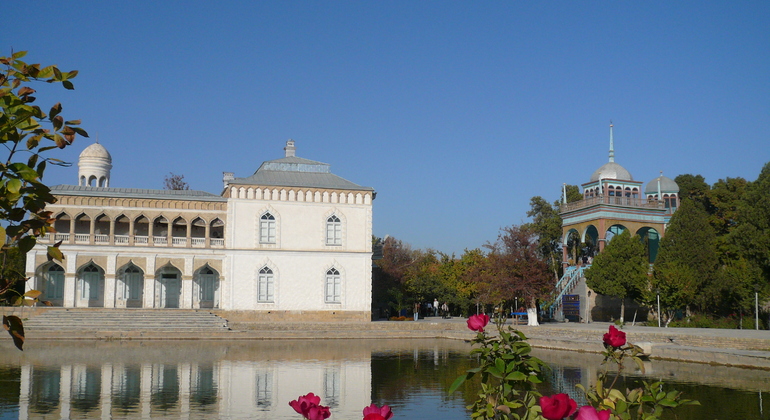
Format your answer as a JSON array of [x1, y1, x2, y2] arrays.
[[477, 225, 552, 326], [525, 196, 563, 282], [525, 185, 582, 283], [716, 258, 762, 326], [163, 172, 190, 190], [674, 174, 710, 210], [374, 236, 420, 315], [1, 51, 88, 349], [708, 177, 748, 261], [584, 230, 649, 323], [730, 162, 770, 284], [653, 199, 718, 315]]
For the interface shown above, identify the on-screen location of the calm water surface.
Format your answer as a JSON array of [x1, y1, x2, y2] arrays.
[[0, 339, 767, 419]]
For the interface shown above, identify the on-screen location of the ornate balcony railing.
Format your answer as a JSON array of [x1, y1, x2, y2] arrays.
[[560, 196, 666, 213]]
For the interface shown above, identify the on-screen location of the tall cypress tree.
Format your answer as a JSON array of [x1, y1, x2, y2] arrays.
[[653, 199, 718, 313]]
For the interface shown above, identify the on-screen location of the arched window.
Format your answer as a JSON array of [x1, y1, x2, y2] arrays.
[[326, 215, 341, 246], [325, 268, 341, 303], [46, 265, 65, 300], [258, 267, 274, 303], [260, 213, 276, 244]]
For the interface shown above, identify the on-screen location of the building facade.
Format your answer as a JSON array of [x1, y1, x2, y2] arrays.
[[26, 140, 375, 321]]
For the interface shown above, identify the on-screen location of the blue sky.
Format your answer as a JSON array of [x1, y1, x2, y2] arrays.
[[5, 2, 769, 255]]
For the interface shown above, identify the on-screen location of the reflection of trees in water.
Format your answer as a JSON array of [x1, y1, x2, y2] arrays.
[[370, 349, 479, 406]]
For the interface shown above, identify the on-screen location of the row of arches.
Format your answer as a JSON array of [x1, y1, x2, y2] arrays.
[[230, 187, 371, 205], [563, 224, 661, 264], [38, 262, 220, 309], [584, 185, 641, 199], [48, 213, 225, 247], [79, 174, 108, 187]]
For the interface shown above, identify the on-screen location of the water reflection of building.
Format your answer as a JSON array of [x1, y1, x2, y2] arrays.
[[16, 343, 372, 419]]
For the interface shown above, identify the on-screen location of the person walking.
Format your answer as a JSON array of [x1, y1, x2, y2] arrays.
[[433, 298, 439, 317]]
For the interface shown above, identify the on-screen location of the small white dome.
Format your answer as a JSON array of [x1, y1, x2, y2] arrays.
[[79, 143, 112, 162]]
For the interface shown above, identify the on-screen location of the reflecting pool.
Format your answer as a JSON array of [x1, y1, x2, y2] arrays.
[[0, 339, 767, 419]]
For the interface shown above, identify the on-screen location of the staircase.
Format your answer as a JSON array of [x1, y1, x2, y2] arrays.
[[21, 309, 230, 335], [547, 266, 587, 320]]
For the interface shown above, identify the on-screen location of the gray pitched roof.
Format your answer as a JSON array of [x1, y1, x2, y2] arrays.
[[50, 185, 227, 202], [232, 156, 374, 191]]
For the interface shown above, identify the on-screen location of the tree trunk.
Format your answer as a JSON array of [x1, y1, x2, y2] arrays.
[[527, 297, 539, 326]]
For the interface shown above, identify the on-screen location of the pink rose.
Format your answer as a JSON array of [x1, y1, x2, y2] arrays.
[[575, 405, 611, 420], [306, 404, 331, 420], [467, 314, 490, 332], [289, 393, 323, 418], [603, 325, 626, 348], [363, 403, 393, 420], [539, 393, 577, 420]]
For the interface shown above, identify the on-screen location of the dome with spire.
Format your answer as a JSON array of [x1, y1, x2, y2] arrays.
[[590, 162, 634, 182], [588, 123, 633, 182], [79, 142, 112, 162], [645, 173, 679, 194]]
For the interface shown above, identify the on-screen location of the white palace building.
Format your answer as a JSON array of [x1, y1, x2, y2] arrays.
[[25, 140, 375, 321]]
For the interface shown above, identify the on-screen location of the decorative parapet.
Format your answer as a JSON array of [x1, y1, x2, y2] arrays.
[[226, 185, 373, 205], [560, 196, 664, 214]]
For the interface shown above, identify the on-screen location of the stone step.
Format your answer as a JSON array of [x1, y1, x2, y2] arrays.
[[20, 309, 230, 333]]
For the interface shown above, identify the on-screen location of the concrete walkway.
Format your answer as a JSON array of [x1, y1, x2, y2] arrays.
[[18, 311, 770, 369]]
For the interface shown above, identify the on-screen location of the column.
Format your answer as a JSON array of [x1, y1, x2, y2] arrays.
[[104, 255, 117, 308], [69, 217, 75, 245], [562, 244, 569, 271], [143, 257, 156, 308], [64, 254, 77, 307], [204, 223, 211, 248], [109, 219, 116, 246], [24, 251, 38, 294], [186, 222, 192, 248], [128, 218, 135, 246], [89, 216, 96, 245], [182, 257, 194, 308], [148, 219, 154, 247]]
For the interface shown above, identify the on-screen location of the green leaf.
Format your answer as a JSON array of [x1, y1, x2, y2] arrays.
[[505, 371, 526, 381], [448, 374, 467, 393], [0, 227, 5, 247], [6, 178, 21, 194], [11, 51, 28, 59], [658, 399, 678, 408], [47, 245, 64, 262], [62, 80, 74, 90], [18, 236, 36, 254]]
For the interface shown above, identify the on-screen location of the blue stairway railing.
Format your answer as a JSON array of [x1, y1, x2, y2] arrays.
[[547, 265, 587, 318]]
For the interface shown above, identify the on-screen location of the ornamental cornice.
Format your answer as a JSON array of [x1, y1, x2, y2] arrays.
[[225, 185, 373, 205], [52, 195, 227, 212]]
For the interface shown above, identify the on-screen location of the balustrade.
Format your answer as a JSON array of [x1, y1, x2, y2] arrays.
[[35, 223, 224, 248]]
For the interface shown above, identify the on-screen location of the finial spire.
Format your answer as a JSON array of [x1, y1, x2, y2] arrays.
[[608, 122, 615, 163]]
